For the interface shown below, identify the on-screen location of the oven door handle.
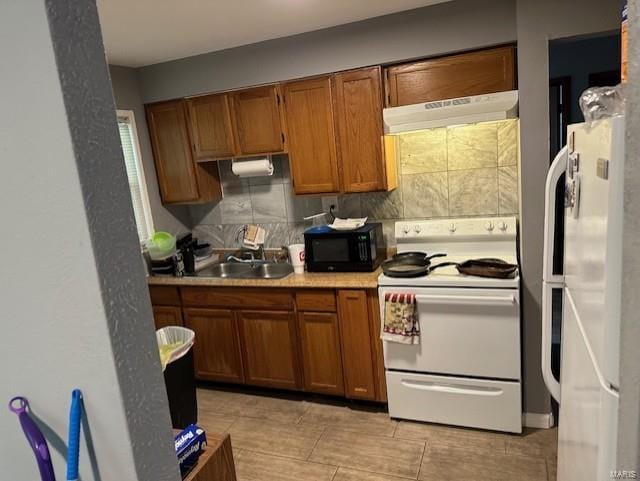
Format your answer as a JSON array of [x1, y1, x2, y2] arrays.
[[415, 294, 516, 306], [400, 379, 503, 397]]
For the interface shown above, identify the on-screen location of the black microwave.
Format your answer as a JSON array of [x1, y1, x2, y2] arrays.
[[304, 223, 385, 272]]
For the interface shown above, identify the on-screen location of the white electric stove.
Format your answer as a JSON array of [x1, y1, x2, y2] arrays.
[[378, 216, 522, 433]]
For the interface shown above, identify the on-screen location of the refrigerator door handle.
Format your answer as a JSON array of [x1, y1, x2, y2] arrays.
[[543, 146, 568, 284], [542, 282, 561, 402], [541, 146, 568, 403]]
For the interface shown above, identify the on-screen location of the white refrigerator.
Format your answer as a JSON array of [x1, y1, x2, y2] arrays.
[[542, 116, 625, 481]]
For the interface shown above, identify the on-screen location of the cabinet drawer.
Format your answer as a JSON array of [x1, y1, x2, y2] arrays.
[[296, 290, 336, 312], [181, 287, 294, 310], [152, 306, 183, 330], [149, 286, 181, 306], [386, 371, 522, 433]]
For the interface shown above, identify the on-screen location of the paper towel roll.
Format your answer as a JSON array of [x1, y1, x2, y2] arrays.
[[231, 157, 274, 178]]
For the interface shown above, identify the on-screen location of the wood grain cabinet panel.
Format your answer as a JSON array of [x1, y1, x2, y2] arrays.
[[149, 286, 180, 306], [186, 93, 236, 160], [146, 100, 200, 203], [295, 289, 337, 312], [183, 308, 244, 383], [337, 290, 377, 400], [282, 77, 340, 194], [385, 46, 517, 107], [367, 291, 387, 402], [146, 100, 222, 204], [298, 312, 344, 395], [237, 310, 301, 390], [152, 306, 183, 330], [181, 287, 294, 310], [229, 85, 285, 156], [334, 67, 390, 193]]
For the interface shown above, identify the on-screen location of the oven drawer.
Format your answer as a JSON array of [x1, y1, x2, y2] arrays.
[[380, 287, 521, 380], [386, 371, 522, 433]]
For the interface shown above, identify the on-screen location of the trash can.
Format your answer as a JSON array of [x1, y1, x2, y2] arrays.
[[157, 326, 197, 429]]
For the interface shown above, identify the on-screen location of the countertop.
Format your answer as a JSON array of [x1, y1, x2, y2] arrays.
[[147, 268, 382, 289]]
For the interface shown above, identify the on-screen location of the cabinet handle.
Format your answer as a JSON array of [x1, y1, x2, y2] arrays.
[[415, 294, 516, 306], [401, 380, 503, 397]]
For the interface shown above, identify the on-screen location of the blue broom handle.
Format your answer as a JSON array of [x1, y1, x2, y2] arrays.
[[66, 390, 82, 481]]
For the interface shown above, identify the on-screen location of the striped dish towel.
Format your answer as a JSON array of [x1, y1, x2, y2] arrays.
[[381, 293, 420, 345]]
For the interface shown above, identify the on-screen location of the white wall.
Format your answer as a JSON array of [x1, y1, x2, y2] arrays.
[[137, 0, 517, 102], [0, 1, 179, 480], [109, 65, 192, 234]]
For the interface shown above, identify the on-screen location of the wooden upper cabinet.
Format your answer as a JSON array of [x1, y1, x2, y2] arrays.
[[183, 308, 244, 384], [186, 93, 236, 160], [334, 67, 393, 193], [282, 77, 340, 194], [237, 310, 301, 390], [146, 100, 222, 204], [385, 46, 517, 107], [146, 100, 200, 203], [337, 290, 377, 400], [229, 85, 285, 156]]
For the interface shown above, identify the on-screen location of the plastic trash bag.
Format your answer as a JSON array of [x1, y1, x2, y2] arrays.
[[580, 84, 625, 127], [157, 326, 195, 371]]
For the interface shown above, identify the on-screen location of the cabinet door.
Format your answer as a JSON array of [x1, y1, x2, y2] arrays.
[[237, 310, 301, 389], [146, 100, 200, 203], [298, 312, 344, 395], [229, 85, 285, 156], [152, 306, 183, 330], [385, 46, 516, 107], [334, 67, 387, 193], [282, 77, 340, 194], [337, 290, 377, 400], [186, 93, 236, 160], [183, 308, 244, 383]]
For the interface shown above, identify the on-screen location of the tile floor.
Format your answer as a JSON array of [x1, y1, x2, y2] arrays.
[[197, 386, 557, 481]]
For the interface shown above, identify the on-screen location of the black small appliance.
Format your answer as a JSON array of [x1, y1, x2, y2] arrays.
[[304, 223, 385, 272]]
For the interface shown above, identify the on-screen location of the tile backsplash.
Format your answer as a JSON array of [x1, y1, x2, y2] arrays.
[[189, 119, 520, 248]]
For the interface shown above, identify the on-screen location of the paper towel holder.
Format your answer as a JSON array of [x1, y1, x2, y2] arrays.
[[231, 156, 274, 178]]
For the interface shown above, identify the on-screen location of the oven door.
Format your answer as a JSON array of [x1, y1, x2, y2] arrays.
[[379, 287, 521, 380]]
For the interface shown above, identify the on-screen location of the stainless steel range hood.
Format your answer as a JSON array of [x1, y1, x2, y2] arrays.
[[383, 90, 518, 134]]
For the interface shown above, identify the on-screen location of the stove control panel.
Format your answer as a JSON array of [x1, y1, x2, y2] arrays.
[[395, 216, 517, 240]]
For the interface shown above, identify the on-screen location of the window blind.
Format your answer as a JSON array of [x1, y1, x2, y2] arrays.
[[117, 115, 153, 242]]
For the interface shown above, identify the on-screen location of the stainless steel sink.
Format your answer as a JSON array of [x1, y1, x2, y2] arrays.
[[196, 261, 293, 280], [251, 262, 295, 279]]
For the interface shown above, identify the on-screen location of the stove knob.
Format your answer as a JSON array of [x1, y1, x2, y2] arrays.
[[448, 223, 456, 233], [402, 225, 410, 235], [485, 221, 495, 232], [498, 221, 508, 232], [413, 224, 422, 234]]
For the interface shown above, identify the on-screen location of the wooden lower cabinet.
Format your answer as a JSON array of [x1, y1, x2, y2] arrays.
[[298, 312, 344, 395], [237, 310, 302, 390], [183, 308, 244, 383], [337, 290, 378, 400], [166, 285, 386, 401], [152, 305, 183, 330]]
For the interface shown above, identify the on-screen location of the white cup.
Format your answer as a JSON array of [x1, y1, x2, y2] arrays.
[[288, 244, 305, 274]]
